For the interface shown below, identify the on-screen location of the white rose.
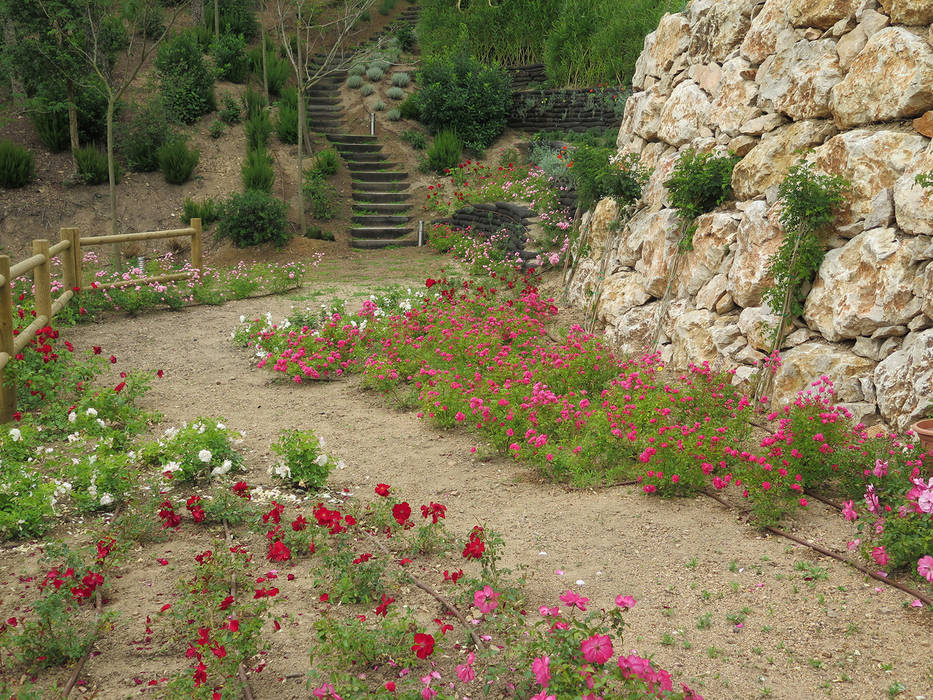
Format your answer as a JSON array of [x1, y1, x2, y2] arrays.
[[68, 412, 77, 423], [100, 493, 114, 506], [9, 428, 21, 442], [86, 407, 98, 417], [216, 423, 226, 431], [163, 461, 181, 473], [198, 449, 212, 463], [314, 454, 329, 467]]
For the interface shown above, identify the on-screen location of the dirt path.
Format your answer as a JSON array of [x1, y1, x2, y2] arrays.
[[5, 248, 931, 699]]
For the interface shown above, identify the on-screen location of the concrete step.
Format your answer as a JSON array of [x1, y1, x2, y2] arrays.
[[352, 202, 411, 213], [347, 161, 399, 172], [352, 171, 407, 182], [351, 180, 407, 193], [327, 133, 378, 144], [352, 191, 410, 203], [352, 214, 410, 226], [351, 226, 415, 239]]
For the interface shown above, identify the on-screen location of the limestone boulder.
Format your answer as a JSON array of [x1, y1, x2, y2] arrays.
[[803, 228, 925, 341], [657, 81, 711, 147], [893, 149, 933, 236], [920, 262, 933, 320], [757, 39, 844, 120], [874, 328, 933, 432], [732, 120, 838, 200], [688, 0, 752, 63], [773, 343, 876, 404], [634, 13, 692, 87], [836, 9, 890, 69], [642, 149, 681, 211], [830, 27, 933, 129], [621, 86, 667, 142], [809, 130, 928, 233], [597, 271, 652, 325], [604, 303, 661, 357], [707, 57, 761, 137], [915, 112, 933, 139], [636, 212, 682, 297], [727, 201, 785, 308], [676, 213, 739, 297], [739, 113, 785, 136], [877, 0, 933, 25], [788, 0, 861, 29], [584, 197, 622, 263], [670, 309, 720, 368], [739, 305, 781, 351], [741, 0, 798, 65], [696, 273, 729, 311]]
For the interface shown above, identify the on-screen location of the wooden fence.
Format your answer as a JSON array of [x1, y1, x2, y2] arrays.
[[0, 219, 202, 423]]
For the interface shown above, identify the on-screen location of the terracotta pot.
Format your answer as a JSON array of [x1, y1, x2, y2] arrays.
[[912, 418, 933, 454]]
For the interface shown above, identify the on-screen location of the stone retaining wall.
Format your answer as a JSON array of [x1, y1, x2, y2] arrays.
[[508, 88, 627, 132]]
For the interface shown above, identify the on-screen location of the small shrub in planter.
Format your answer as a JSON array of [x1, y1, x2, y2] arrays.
[[425, 129, 461, 173], [0, 141, 35, 189], [365, 66, 384, 81], [242, 148, 274, 192], [209, 120, 225, 138], [390, 72, 410, 87], [360, 83, 375, 97], [386, 108, 401, 121], [211, 32, 249, 83], [217, 190, 289, 247], [347, 74, 364, 89], [218, 93, 242, 124], [157, 138, 199, 184], [120, 100, 171, 172], [386, 86, 405, 100], [74, 146, 115, 185]]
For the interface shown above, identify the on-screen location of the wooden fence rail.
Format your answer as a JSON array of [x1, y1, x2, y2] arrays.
[[0, 219, 201, 423]]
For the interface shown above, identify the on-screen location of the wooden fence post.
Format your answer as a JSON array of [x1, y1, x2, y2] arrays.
[[33, 239, 52, 322], [72, 227, 83, 289], [190, 218, 202, 272], [61, 228, 78, 291], [0, 255, 15, 423]]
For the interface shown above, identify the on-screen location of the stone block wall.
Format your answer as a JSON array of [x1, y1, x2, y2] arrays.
[[568, 0, 933, 430]]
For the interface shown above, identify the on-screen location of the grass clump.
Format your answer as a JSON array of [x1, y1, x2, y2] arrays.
[[217, 190, 290, 247], [74, 146, 113, 185], [157, 138, 200, 185], [0, 140, 35, 188]]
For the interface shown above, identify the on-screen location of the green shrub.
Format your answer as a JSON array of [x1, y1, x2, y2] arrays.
[[182, 196, 222, 226], [365, 66, 384, 81], [209, 119, 225, 138], [664, 149, 740, 249], [305, 225, 334, 241], [157, 138, 199, 184], [217, 190, 289, 247], [372, 99, 386, 111], [378, 0, 397, 16], [417, 51, 510, 152], [386, 108, 401, 121], [219, 93, 242, 124], [29, 101, 69, 152], [393, 23, 416, 52], [265, 53, 290, 96], [572, 145, 650, 211], [120, 100, 171, 172], [303, 171, 336, 220], [74, 146, 114, 185], [242, 87, 268, 120], [30, 79, 113, 146], [398, 93, 420, 120], [245, 111, 272, 151], [274, 100, 298, 144], [270, 429, 336, 490], [348, 63, 366, 77], [400, 129, 426, 150], [205, 0, 258, 40], [242, 148, 274, 192], [210, 32, 249, 83], [347, 74, 364, 89], [132, 1, 165, 39], [360, 83, 375, 97], [425, 129, 461, 173], [155, 31, 216, 124], [390, 72, 410, 87], [311, 148, 340, 177], [0, 141, 34, 188]]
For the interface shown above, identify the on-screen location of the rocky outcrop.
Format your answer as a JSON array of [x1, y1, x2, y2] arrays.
[[569, 0, 933, 431]]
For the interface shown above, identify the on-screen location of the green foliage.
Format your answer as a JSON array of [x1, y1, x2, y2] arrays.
[[29, 100, 70, 152], [386, 86, 405, 100], [209, 119, 225, 138], [310, 148, 339, 177], [425, 129, 462, 173], [378, 0, 397, 15], [120, 100, 171, 172], [155, 31, 216, 124], [303, 172, 337, 220], [664, 149, 740, 250], [242, 148, 274, 192], [129, 0, 165, 39], [417, 51, 510, 152], [139, 417, 243, 483], [915, 171, 933, 188], [347, 74, 364, 89], [392, 21, 416, 52], [205, 0, 259, 40], [269, 428, 337, 490], [398, 92, 420, 120], [218, 92, 242, 124], [244, 110, 272, 151], [762, 161, 850, 320], [74, 146, 115, 185], [274, 99, 299, 144], [242, 86, 268, 120], [573, 146, 649, 211], [0, 140, 35, 188], [182, 196, 222, 226], [390, 71, 410, 88], [217, 190, 290, 247], [360, 83, 375, 97], [386, 108, 401, 121], [210, 32, 249, 83], [265, 52, 290, 96], [372, 99, 386, 111], [156, 137, 199, 184], [365, 66, 384, 82], [400, 129, 426, 150]]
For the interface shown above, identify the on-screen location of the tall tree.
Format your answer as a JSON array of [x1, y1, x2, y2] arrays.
[[271, 0, 375, 234]]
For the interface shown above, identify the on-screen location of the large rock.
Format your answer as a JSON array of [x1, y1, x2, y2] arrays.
[[741, 0, 798, 65], [829, 27, 933, 129], [621, 86, 668, 142], [617, 208, 679, 268], [670, 309, 720, 367], [835, 9, 890, 69], [604, 303, 661, 357], [732, 120, 838, 200], [773, 342, 876, 404], [707, 57, 761, 137], [657, 81, 711, 147], [641, 149, 681, 211], [874, 328, 933, 432], [597, 271, 652, 324], [584, 197, 622, 263], [727, 201, 785, 308], [636, 212, 682, 297], [893, 149, 933, 236], [633, 13, 692, 88], [810, 130, 928, 233], [688, 0, 752, 63], [676, 212, 739, 297], [757, 39, 844, 120], [788, 0, 860, 28], [739, 305, 782, 351], [803, 228, 925, 341], [877, 0, 933, 25]]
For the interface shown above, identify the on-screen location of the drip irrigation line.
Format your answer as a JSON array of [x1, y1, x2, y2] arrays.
[[61, 590, 103, 699]]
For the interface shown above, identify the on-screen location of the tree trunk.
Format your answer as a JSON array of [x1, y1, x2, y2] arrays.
[[66, 78, 80, 171], [261, 28, 269, 100], [191, 0, 204, 23], [105, 98, 121, 268], [3, 21, 23, 98], [214, 0, 220, 40]]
